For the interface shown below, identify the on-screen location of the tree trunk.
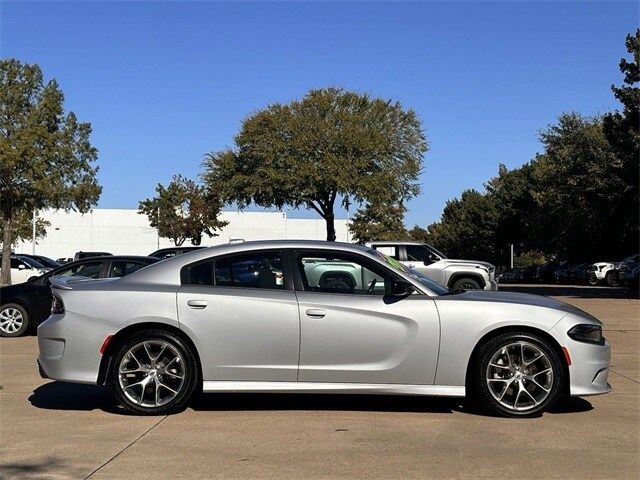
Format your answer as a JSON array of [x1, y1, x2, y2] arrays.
[[1, 213, 13, 285], [325, 212, 336, 242]]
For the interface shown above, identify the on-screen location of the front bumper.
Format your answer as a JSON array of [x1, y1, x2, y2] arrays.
[[485, 278, 499, 291]]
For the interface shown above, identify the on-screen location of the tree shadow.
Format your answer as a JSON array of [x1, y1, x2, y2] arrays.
[[0, 456, 79, 480], [501, 284, 639, 300]]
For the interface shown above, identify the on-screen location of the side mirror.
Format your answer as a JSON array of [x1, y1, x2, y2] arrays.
[[17, 264, 26, 270], [423, 254, 439, 266], [386, 279, 414, 297]]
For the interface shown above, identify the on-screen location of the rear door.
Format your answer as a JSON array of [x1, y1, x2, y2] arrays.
[[177, 250, 300, 382], [292, 249, 440, 385]]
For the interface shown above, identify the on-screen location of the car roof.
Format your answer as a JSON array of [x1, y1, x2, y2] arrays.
[[124, 240, 373, 285], [366, 240, 425, 246]]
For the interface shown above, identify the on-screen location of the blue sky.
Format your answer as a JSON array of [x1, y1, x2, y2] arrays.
[[2, 1, 637, 226]]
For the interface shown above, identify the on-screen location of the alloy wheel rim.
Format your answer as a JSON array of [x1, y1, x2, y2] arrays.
[[0, 308, 24, 334], [459, 282, 477, 290], [486, 341, 554, 412], [118, 340, 186, 408]]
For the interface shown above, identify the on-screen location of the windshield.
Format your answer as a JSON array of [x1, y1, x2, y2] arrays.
[[427, 245, 448, 260], [17, 256, 46, 269], [369, 249, 450, 295]]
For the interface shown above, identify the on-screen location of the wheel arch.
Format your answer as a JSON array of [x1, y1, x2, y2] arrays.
[[464, 325, 570, 396], [447, 271, 486, 289], [97, 322, 202, 386]]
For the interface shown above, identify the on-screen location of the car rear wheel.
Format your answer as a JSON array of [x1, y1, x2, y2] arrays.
[[0, 303, 30, 337], [110, 330, 199, 415], [472, 332, 564, 417], [451, 277, 482, 291], [605, 271, 620, 287]]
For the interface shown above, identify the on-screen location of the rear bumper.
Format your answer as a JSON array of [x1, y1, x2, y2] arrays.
[[37, 312, 112, 385]]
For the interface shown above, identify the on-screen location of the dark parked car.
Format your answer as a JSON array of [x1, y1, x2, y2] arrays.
[[618, 254, 639, 286], [148, 246, 204, 260], [16, 254, 61, 269], [74, 251, 112, 261], [0, 255, 159, 337], [535, 261, 567, 284]]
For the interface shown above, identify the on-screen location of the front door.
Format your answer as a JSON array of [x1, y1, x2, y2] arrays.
[[293, 250, 440, 385], [177, 250, 300, 382]]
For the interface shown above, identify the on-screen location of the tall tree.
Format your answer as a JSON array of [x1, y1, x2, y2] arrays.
[[138, 174, 228, 246], [349, 202, 408, 243], [203, 88, 427, 241], [0, 59, 101, 284], [602, 28, 640, 256]]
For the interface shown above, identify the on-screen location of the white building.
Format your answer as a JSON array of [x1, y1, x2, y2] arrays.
[[14, 209, 351, 260]]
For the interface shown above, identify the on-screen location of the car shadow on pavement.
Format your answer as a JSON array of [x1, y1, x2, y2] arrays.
[[501, 285, 639, 299], [29, 382, 593, 417], [29, 381, 125, 414]]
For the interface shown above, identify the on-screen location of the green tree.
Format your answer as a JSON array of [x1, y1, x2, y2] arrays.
[[138, 175, 228, 246], [602, 28, 640, 256], [0, 59, 100, 285], [0, 210, 50, 246], [203, 88, 427, 241], [349, 202, 408, 243]]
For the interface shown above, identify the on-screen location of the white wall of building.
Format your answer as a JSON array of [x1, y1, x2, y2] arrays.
[[14, 209, 351, 259]]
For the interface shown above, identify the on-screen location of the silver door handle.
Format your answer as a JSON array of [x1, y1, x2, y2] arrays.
[[187, 300, 208, 309], [306, 308, 326, 318]]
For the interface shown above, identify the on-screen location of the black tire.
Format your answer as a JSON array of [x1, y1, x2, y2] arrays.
[[470, 331, 564, 417], [605, 271, 620, 287], [0, 303, 30, 337], [110, 329, 199, 415], [588, 273, 599, 286], [451, 277, 482, 291]]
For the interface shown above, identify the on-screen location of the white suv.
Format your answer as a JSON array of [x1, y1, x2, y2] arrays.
[[366, 241, 497, 291]]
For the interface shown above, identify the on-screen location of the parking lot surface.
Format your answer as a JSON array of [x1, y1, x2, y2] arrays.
[[1, 285, 638, 479]]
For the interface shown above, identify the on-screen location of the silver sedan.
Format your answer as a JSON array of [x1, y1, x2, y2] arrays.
[[37, 240, 611, 417]]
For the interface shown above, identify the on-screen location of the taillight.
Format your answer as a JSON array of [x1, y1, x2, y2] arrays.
[[51, 295, 65, 314]]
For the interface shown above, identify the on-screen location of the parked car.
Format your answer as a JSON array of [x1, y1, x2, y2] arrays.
[[16, 254, 61, 269], [496, 268, 523, 284], [0, 255, 159, 337], [148, 246, 204, 260], [366, 241, 497, 291], [0, 256, 51, 286], [74, 251, 112, 261], [38, 240, 610, 417], [588, 261, 621, 286], [617, 254, 639, 286], [535, 261, 567, 284]]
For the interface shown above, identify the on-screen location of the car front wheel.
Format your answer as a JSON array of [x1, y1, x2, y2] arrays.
[[451, 277, 482, 290], [110, 330, 199, 415], [472, 332, 564, 417], [0, 303, 30, 337]]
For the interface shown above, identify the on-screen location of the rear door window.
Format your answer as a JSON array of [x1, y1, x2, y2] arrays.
[[183, 251, 285, 290]]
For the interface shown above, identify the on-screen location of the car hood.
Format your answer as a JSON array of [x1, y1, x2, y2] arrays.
[[439, 259, 495, 270], [437, 290, 598, 322]]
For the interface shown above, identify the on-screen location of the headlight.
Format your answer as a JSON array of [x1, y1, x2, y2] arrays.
[[568, 324, 604, 345]]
